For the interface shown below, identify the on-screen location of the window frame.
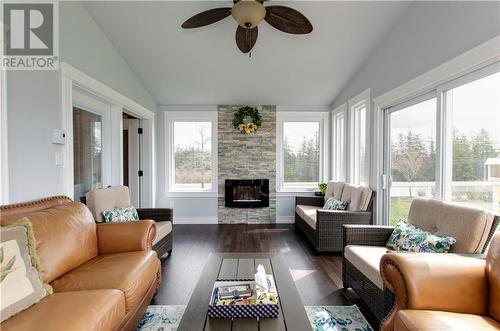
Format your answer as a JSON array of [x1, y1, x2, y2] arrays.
[[377, 61, 500, 224], [348, 89, 371, 186], [332, 103, 347, 181], [276, 111, 329, 192], [165, 111, 218, 195]]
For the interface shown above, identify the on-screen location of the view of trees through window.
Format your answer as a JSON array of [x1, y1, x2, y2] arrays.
[[283, 122, 320, 189], [389, 71, 500, 224], [173, 122, 212, 190]]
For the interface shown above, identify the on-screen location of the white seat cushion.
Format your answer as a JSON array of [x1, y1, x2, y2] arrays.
[[340, 184, 373, 211], [295, 205, 320, 230], [344, 245, 392, 289], [153, 221, 172, 245]]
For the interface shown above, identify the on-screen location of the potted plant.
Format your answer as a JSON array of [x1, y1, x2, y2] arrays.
[[315, 182, 327, 197]]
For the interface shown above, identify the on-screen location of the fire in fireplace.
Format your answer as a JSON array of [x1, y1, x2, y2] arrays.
[[225, 179, 269, 208]]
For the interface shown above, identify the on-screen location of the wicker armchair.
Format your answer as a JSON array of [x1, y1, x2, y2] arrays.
[[86, 186, 173, 258], [295, 182, 374, 253], [342, 198, 500, 323]]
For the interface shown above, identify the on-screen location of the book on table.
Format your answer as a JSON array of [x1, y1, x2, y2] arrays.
[[217, 284, 253, 300]]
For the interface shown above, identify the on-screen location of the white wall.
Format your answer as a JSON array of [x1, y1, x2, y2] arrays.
[[332, 1, 500, 108], [6, 2, 155, 203]]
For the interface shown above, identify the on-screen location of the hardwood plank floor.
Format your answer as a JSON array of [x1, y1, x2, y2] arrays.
[[152, 224, 377, 328]]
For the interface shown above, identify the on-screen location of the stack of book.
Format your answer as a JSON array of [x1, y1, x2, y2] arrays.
[[214, 284, 255, 305]]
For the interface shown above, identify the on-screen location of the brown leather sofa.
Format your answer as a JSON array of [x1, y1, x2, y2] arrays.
[[0, 196, 161, 331], [379, 233, 500, 331]]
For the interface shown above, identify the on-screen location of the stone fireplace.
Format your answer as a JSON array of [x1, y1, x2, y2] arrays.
[[218, 105, 276, 223]]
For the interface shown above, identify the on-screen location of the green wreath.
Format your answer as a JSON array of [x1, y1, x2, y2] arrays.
[[233, 106, 262, 134]]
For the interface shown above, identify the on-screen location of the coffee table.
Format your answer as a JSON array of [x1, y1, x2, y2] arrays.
[[177, 253, 312, 331]]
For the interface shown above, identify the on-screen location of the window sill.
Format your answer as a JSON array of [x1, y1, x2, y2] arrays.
[[276, 191, 317, 197], [165, 191, 218, 198]]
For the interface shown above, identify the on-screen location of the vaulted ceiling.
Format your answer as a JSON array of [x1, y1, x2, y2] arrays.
[[83, 1, 410, 106]]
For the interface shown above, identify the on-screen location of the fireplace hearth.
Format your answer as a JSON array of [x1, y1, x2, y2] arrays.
[[225, 179, 269, 208]]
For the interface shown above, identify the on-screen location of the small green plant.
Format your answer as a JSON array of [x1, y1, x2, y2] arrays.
[[0, 246, 16, 282], [319, 183, 327, 195]]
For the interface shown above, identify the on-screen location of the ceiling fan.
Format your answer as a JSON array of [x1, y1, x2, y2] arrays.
[[181, 0, 313, 54]]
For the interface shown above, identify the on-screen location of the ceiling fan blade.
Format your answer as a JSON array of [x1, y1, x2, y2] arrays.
[[265, 6, 313, 34], [181, 8, 231, 29], [235, 26, 258, 53]]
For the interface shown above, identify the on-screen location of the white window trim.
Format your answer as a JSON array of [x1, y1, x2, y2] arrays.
[[348, 89, 371, 186], [276, 111, 329, 193], [372, 36, 500, 225], [331, 103, 347, 182], [164, 110, 218, 196]]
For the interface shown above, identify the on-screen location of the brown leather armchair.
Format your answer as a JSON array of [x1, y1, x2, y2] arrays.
[[0, 196, 161, 331], [379, 233, 500, 331]]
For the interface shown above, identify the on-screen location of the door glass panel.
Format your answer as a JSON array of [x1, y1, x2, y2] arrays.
[[448, 71, 500, 213], [73, 107, 103, 202], [389, 98, 437, 224]]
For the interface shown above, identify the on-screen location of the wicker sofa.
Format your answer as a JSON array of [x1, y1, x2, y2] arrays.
[[295, 181, 374, 253], [342, 198, 500, 322]]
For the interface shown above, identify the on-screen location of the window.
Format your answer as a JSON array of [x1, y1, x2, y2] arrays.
[[332, 104, 347, 181], [277, 112, 329, 191], [166, 111, 217, 193], [445, 70, 500, 213], [349, 89, 370, 186], [380, 63, 500, 224], [387, 96, 437, 224]]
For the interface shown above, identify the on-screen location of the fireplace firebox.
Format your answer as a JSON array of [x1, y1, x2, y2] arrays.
[[225, 179, 269, 208]]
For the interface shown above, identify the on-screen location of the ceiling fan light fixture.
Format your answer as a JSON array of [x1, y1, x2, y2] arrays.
[[231, 0, 266, 29]]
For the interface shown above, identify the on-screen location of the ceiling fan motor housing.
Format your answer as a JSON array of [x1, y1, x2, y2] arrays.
[[231, 0, 266, 29]]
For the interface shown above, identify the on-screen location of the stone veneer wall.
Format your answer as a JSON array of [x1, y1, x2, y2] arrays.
[[218, 105, 276, 223]]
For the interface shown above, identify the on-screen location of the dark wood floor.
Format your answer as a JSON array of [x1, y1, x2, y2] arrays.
[[152, 224, 377, 328]]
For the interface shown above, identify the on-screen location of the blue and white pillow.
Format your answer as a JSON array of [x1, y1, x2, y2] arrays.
[[323, 197, 349, 211], [102, 206, 139, 223], [386, 220, 456, 253]]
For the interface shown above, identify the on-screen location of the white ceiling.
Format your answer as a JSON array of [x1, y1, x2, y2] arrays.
[[83, 1, 410, 107]]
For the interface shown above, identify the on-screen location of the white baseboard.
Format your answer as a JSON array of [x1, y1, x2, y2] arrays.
[[173, 217, 218, 224], [276, 216, 295, 224]]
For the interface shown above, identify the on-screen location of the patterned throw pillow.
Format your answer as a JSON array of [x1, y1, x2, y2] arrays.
[[323, 197, 349, 211], [1, 218, 53, 322], [386, 220, 456, 253], [102, 206, 139, 223]]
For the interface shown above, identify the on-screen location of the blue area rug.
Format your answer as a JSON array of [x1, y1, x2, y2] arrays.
[[137, 305, 372, 331], [305, 305, 373, 331], [136, 305, 186, 331]]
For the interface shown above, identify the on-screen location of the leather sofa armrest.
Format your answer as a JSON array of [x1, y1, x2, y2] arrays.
[[96, 220, 156, 254], [342, 224, 394, 248], [137, 208, 173, 223], [380, 253, 488, 331], [295, 196, 324, 207]]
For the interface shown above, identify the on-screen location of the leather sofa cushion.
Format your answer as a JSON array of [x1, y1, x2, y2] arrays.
[[394, 310, 500, 331], [487, 234, 500, 320], [153, 221, 172, 245], [0, 289, 125, 331], [408, 198, 494, 253], [340, 184, 373, 211], [51, 251, 160, 313], [344, 245, 389, 289], [0, 201, 98, 283], [324, 181, 345, 202], [295, 205, 320, 230], [86, 186, 131, 223]]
